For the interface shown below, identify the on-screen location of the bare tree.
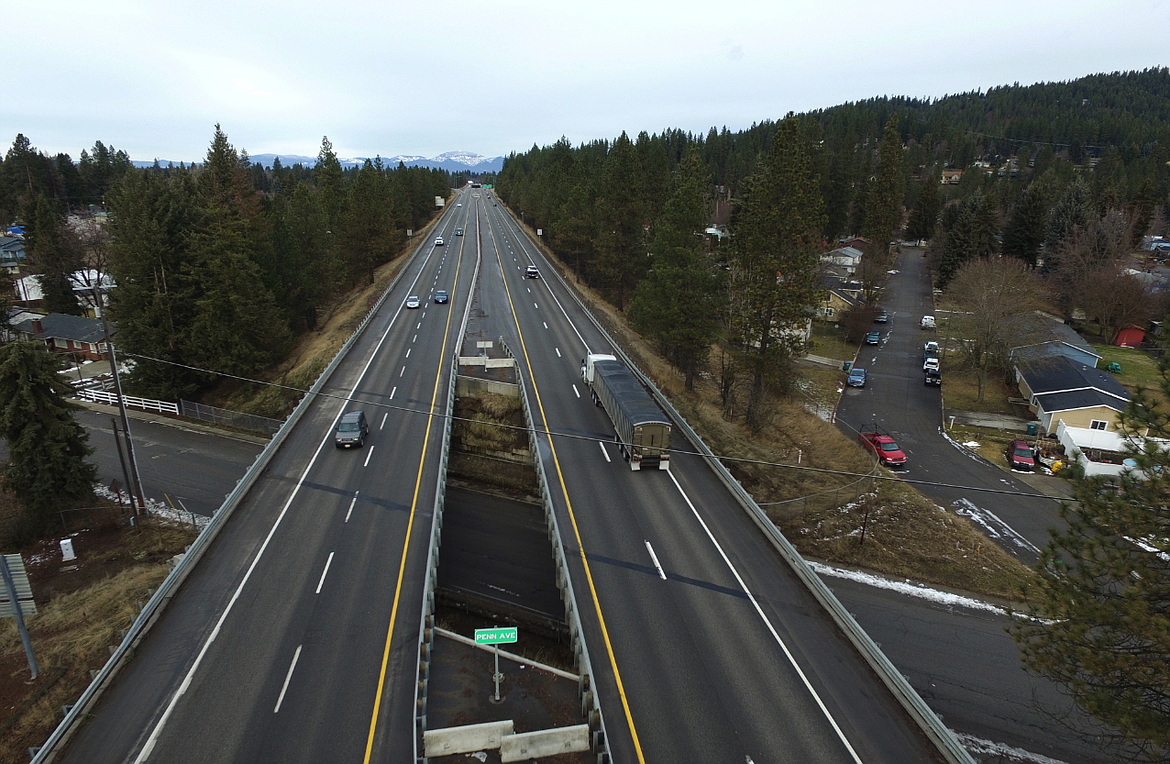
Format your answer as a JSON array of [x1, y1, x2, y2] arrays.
[[947, 257, 1043, 402], [1075, 267, 1153, 342]]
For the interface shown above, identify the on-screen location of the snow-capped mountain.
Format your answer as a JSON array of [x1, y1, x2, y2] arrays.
[[133, 151, 503, 174]]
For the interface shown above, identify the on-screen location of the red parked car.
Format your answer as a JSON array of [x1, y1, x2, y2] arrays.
[[1005, 440, 1035, 471], [858, 426, 908, 468]]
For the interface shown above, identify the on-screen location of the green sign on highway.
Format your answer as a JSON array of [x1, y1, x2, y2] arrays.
[[474, 626, 518, 645]]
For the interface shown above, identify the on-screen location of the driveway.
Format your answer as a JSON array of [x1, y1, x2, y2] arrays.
[[833, 247, 1062, 564]]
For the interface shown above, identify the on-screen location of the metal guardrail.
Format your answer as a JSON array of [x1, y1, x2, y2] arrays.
[[504, 213, 975, 764], [33, 225, 435, 764], [414, 242, 481, 761], [499, 337, 610, 761]]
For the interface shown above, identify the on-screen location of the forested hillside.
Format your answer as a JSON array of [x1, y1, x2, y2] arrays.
[[0, 128, 452, 400], [496, 67, 1170, 406]]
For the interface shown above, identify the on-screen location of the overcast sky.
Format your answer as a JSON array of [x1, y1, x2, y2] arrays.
[[4, 0, 1168, 164]]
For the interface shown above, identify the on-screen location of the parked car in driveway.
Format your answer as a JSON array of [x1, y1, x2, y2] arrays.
[[858, 425, 908, 467], [865, 331, 881, 345], [1005, 440, 1036, 471], [847, 367, 867, 387]]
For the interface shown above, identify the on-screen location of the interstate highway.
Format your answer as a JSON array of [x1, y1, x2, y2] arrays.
[[474, 199, 944, 763], [59, 191, 480, 764]]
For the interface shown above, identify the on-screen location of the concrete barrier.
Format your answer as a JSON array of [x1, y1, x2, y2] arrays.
[[500, 724, 590, 762], [423, 720, 514, 757]]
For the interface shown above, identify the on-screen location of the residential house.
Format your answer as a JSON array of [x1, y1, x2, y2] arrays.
[[14, 313, 112, 361], [0, 236, 25, 273], [1007, 311, 1102, 368], [817, 276, 865, 320], [941, 169, 963, 185], [837, 236, 869, 252], [12, 270, 115, 313], [1015, 355, 1131, 435], [821, 246, 863, 275]]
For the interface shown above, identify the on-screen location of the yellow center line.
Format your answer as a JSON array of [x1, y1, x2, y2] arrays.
[[363, 202, 468, 762], [484, 213, 646, 762]]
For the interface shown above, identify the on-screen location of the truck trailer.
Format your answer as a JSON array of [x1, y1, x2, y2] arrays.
[[582, 354, 671, 471]]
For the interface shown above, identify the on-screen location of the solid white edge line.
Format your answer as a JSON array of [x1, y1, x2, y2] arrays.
[[363, 445, 375, 468], [644, 541, 666, 580], [315, 552, 335, 594], [667, 469, 864, 764], [133, 243, 429, 761], [598, 441, 611, 462], [273, 645, 302, 713]]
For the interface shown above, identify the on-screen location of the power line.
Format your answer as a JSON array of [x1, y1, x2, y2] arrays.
[[119, 351, 1067, 503]]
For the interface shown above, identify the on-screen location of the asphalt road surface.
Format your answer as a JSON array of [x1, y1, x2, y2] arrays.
[[834, 248, 1061, 564], [60, 191, 480, 764], [473, 205, 944, 763]]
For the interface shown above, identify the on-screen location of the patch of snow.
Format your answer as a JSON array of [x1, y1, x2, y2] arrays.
[[952, 731, 1070, 763], [952, 498, 1040, 554], [93, 483, 209, 529], [962, 441, 980, 448], [810, 561, 1015, 616], [886, 269, 900, 274]]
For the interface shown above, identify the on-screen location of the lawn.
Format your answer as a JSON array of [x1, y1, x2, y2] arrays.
[[941, 370, 1018, 415], [807, 322, 858, 362], [1092, 344, 1165, 397], [945, 424, 1017, 468]]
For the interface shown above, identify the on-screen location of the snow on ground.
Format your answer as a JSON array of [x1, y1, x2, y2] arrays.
[[953, 731, 1070, 763], [809, 560, 1016, 616], [93, 483, 209, 528]]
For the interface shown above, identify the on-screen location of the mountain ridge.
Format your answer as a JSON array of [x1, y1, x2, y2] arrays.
[[130, 150, 503, 173]]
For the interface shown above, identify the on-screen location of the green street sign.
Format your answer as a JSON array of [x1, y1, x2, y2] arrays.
[[474, 627, 518, 645]]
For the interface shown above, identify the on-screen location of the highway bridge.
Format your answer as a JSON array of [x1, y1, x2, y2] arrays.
[[45, 189, 963, 763]]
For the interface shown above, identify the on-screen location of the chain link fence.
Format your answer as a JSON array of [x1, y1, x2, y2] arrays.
[[179, 400, 283, 436]]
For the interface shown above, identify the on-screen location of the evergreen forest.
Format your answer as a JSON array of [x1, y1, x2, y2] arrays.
[[0, 128, 453, 400]]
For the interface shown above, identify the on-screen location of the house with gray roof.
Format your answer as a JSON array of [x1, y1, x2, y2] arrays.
[[1015, 355, 1132, 436], [0, 236, 25, 273], [1007, 311, 1102, 368], [14, 313, 112, 361]]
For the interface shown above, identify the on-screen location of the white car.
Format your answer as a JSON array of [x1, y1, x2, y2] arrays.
[[435, 237, 444, 247], [920, 315, 936, 329], [406, 296, 421, 309], [923, 357, 940, 372]]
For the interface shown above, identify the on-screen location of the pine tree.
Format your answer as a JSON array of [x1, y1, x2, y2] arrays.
[[340, 158, 398, 285], [106, 169, 203, 399], [0, 341, 96, 537], [592, 133, 646, 309], [629, 149, 725, 389], [1011, 361, 1170, 761], [1002, 180, 1051, 267], [26, 194, 81, 314], [905, 169, 943, 242], [861, 115, 906, 257], [727, 115, 827, 431]]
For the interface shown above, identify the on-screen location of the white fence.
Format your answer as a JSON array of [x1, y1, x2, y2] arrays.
[[76, 389, 179, 416]]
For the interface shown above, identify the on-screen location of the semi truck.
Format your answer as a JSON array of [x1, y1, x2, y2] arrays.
[[582, 354, 671, 471]]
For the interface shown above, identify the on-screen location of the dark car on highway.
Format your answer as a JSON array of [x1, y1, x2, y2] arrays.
[[434, 290, 448, 304], [1005, 440, 1036, 471]]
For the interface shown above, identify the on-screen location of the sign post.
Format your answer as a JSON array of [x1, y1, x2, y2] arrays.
[[474, 626, 518, 701]]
